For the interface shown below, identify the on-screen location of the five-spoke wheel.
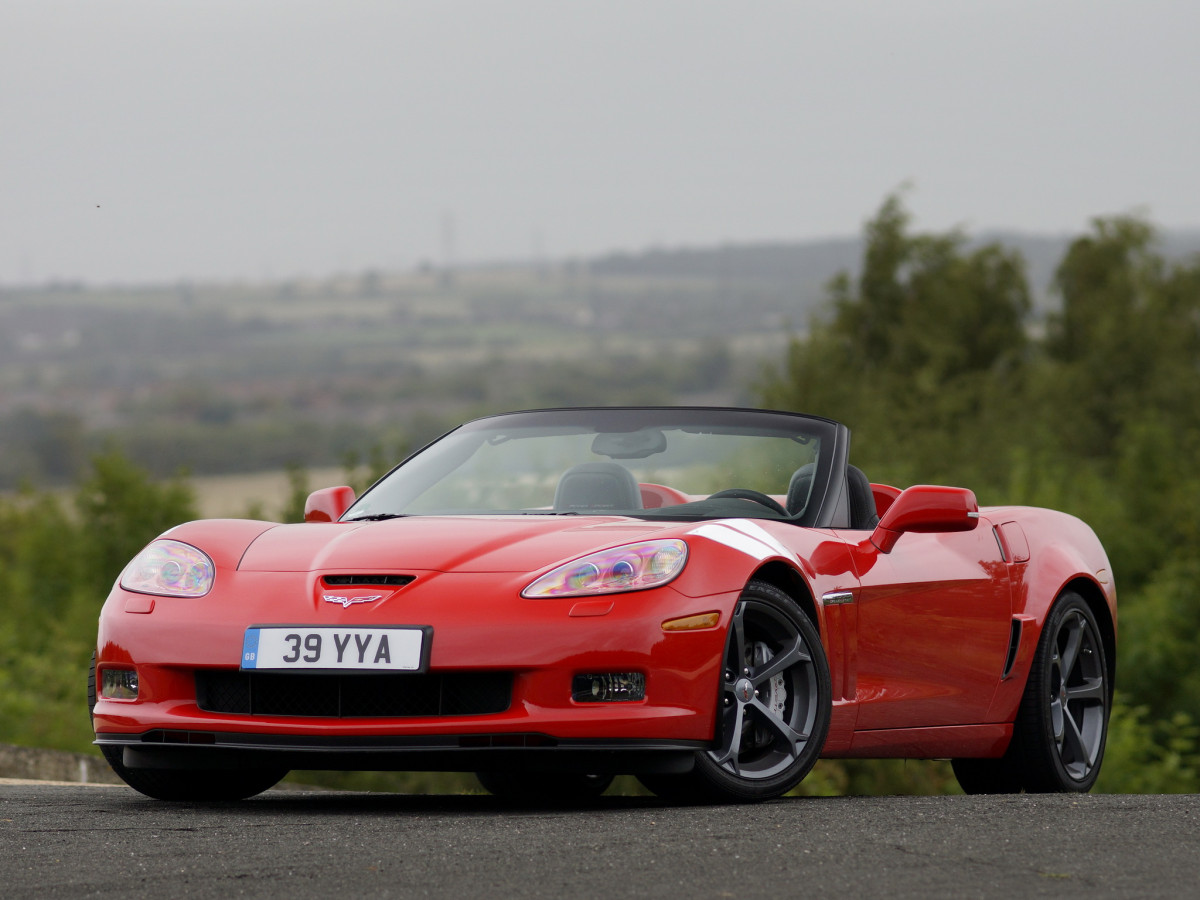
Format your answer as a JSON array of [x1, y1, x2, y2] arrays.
[[1020, 591, 1110, 791], [954, 590, 1110, 794], [640, 581, 830, 802]]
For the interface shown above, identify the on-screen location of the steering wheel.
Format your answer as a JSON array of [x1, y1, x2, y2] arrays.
[[705, 489, 788, 517]]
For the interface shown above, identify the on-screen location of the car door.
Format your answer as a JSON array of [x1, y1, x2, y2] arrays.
[[849, 523, 1012, 730]]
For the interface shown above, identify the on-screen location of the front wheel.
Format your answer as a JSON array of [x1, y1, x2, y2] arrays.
[[640, 581, 831, 803], [99, 745, 288, 801], [90, 653, 286, 801]]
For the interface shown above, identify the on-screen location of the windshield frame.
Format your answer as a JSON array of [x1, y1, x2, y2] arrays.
[[343, 407, 850, 527]]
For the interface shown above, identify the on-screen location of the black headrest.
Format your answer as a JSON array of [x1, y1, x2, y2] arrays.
[[847, 465, 879, 529], [787, 463, 816, 515], [553, 462, 643, 511]]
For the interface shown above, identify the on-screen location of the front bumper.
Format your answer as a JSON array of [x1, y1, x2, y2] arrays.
[[94, 571, 736, 759]]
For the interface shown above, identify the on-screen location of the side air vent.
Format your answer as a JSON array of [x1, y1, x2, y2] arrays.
[[322, 575, 415, 588], [1002, 618, 1023, 680]]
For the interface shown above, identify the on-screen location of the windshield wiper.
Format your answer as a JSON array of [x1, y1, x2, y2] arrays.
[[343, 513, 408, 522]]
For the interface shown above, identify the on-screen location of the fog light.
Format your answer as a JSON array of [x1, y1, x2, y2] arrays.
[[101, 668, 139, 700], [572, 672, 645, 703]]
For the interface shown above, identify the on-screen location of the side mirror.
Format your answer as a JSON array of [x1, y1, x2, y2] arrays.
[[304, 486, 357, 523], [870, 485, 978, 553]]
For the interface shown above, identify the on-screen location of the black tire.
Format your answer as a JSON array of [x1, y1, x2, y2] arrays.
[[100, 750, 288, 801], [89, 653, 286, 801], [639, 581, 831, 803], [87, 650, 98, 724], [1012, 591, 1110, 792], [951, 756, 1024, 795], [954, 591, 1110, 795], [475, 771, 614, 803]]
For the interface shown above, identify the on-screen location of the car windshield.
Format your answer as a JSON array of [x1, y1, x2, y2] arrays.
[[343, 408, 846, 525]]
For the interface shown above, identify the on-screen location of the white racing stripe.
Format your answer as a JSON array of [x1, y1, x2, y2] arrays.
[[687, 520, 800, 564]]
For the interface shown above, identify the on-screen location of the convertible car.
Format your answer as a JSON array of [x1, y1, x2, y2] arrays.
[[91, 407, 1116, 802]]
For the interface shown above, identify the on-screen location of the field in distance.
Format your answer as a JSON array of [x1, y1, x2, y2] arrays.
[[192, 466, 348, 520]]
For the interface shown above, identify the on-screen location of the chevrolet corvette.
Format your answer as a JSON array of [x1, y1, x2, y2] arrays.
[[91, 407, 1116, 802]]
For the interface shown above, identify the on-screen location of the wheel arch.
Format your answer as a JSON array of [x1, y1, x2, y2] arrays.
[[1060, 576, 1118, 696], [747, 561, 820, 629]]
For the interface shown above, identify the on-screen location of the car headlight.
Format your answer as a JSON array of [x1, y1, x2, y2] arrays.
[[521, 539, 687, 598], [119, 540, 215, 598]]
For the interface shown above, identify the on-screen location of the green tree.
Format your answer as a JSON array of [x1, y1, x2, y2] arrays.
[[762, 193, 1032, 488], [1044, 217, 1199, 458], [74, 451, 199, 588], [1038, 217, 1200, 586], [1, 454, 202, 753], [761, 196, 1200, 794]]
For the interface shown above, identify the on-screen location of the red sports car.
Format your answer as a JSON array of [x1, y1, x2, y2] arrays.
[[91, 407, 1116, 802]]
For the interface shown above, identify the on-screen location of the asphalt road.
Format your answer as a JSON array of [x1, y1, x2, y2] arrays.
[[2, 781, 1197, 899]]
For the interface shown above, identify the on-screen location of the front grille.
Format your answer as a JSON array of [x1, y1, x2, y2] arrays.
[[195, 670, 512, 718]]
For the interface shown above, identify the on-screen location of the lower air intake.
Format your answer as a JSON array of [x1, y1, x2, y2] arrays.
[[195, 670, 512, 718]]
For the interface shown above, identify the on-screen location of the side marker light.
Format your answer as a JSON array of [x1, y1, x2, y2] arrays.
[[661, 612, 721, 631]]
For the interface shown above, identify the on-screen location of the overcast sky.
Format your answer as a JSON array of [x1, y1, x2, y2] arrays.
[[2, 1, 1197, 285]]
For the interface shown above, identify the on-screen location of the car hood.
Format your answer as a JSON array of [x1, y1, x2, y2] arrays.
[[235, 515, 678, 574]]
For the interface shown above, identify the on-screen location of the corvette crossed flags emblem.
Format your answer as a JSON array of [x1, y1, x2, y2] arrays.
[[322, 594, 384, 608]]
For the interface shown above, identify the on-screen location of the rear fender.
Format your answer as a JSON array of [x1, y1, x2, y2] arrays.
[[983, 512, 1116, 723]]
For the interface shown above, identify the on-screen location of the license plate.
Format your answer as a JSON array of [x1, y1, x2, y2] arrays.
[[241, 626, 430, 672]]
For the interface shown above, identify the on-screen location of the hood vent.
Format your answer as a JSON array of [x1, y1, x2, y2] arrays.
[[322, 575, 415, 588]]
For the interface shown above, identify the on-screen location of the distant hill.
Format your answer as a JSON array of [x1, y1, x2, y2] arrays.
[[591, 238, 863, 288], [590, 228, 1200, 312], [2, 225, 1198, 489]]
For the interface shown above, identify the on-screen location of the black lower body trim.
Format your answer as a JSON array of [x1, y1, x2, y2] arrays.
[[95, 731, 705, 775]]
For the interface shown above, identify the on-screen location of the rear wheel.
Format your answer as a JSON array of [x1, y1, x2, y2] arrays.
[[1015, 591, 1110, 792], [952, 591, 1110, 795], [639, 581, 831, 803], [951, 756, 1023, 795], [475, 771, 614, 803]]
